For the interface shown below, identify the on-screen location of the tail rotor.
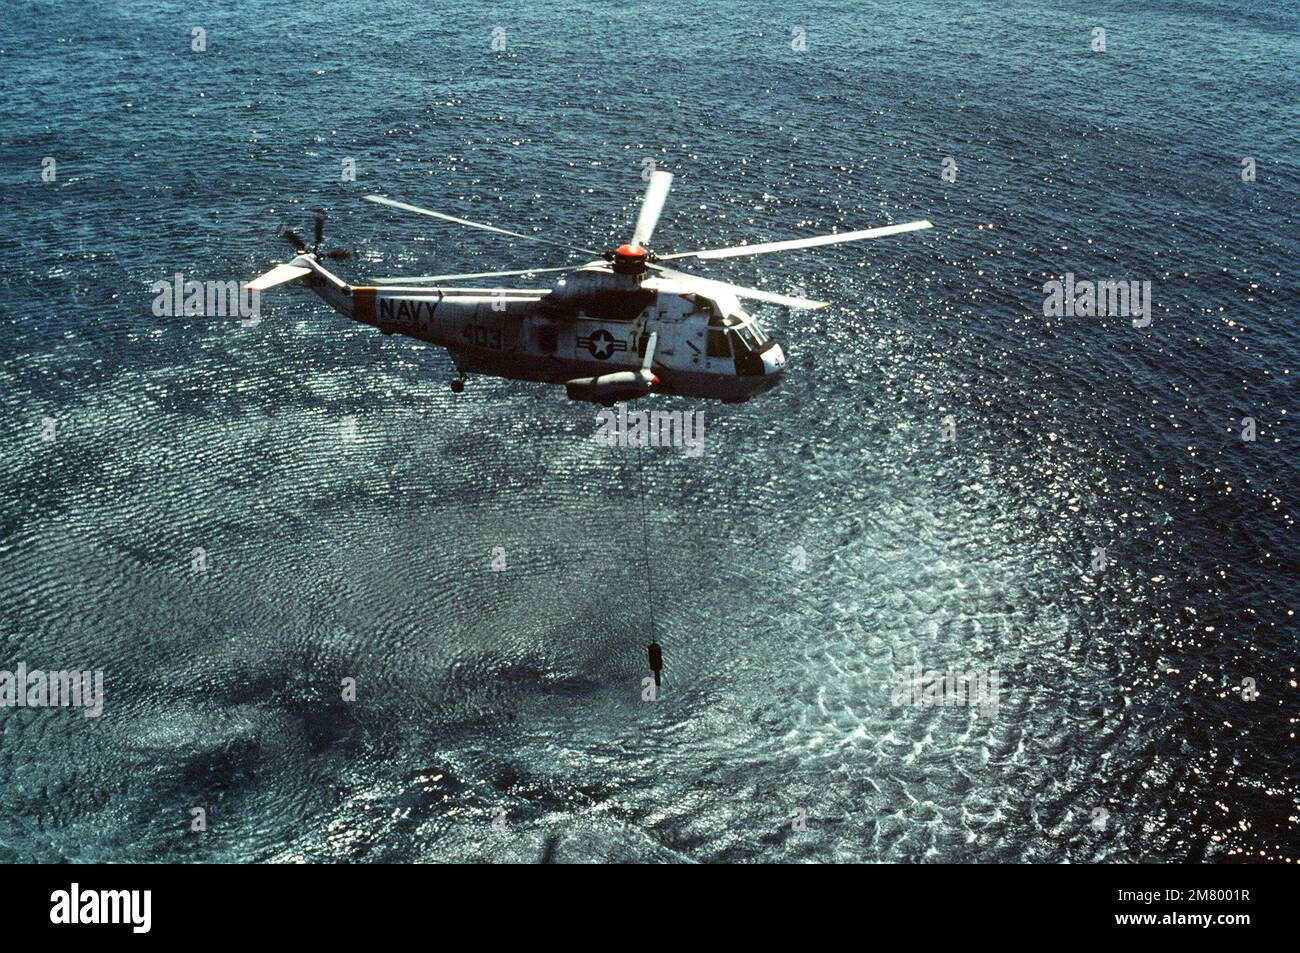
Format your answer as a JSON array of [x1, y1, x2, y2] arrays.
[[279, 211, 353, 261], [252, 210, 353, 292]]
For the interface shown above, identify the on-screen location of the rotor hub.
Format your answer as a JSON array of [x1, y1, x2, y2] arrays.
[[611, 243, 649, 276]]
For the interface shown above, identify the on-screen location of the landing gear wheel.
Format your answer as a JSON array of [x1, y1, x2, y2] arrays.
[[450, 378, 465, 394]]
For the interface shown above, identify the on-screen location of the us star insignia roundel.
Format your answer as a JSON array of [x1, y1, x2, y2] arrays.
[[577, 328, 627, 360]]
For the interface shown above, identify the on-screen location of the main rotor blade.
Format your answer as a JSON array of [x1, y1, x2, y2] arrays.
[[659, 219, 933, 261], [631, 170, 673, 248], [648, 264, 829, 310], [369, 264, 582, 284], [363, 194, 601, 256]]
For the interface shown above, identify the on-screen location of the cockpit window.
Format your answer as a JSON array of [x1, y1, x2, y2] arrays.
[[729, 322, 768, 352], [699, 294, 767, 350]]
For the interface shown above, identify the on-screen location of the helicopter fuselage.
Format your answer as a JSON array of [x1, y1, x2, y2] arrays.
[[301, 259, 785, 403]]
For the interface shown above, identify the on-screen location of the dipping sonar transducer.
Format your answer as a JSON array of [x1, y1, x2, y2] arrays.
[[647, 641, 663, 688]]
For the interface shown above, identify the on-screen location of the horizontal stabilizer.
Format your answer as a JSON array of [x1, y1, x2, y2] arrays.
[[247, 263, 311, 292]]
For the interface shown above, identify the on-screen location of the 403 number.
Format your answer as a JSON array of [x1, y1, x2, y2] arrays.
[[462, 323, 503, 350]]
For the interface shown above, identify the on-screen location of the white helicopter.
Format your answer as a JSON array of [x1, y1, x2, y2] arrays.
[[249, 172, 932, 404]]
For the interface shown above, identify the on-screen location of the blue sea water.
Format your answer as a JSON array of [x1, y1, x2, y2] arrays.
[[0, 0, 1295, 862]]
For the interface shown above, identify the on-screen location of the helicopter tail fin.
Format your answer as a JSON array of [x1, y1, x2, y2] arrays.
[[247, 253, 362, 324]]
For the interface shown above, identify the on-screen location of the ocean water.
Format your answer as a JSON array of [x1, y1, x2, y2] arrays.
[[0, 0, 1295, 862]]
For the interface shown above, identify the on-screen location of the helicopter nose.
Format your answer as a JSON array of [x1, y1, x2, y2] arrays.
[[762, 341, 786, 376]]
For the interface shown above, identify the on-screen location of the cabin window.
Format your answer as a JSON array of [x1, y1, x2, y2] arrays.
[[707, 329, 731, 358]]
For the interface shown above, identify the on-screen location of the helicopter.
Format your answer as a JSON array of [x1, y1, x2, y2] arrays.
[[248, 171, 932, 404]]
